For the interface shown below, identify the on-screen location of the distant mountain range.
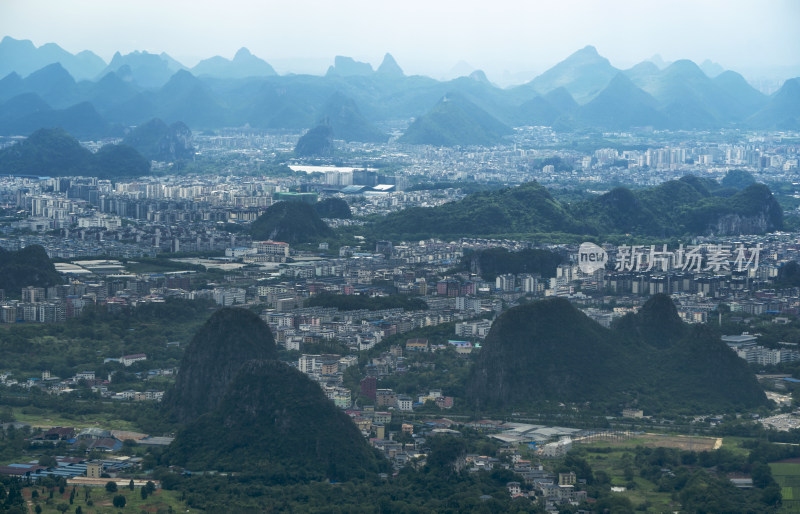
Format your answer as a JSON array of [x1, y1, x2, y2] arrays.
[[192, 47, 277, 79], [0, 36, 105, 80], [122, 118, 195, 162], [0, 37, 799, 143]]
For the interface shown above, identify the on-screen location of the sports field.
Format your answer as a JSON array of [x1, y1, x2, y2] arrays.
[[578, 432, 720, 451]]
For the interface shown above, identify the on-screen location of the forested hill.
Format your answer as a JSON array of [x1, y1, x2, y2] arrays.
[[164, 308, 278, 424], [165, 360, 384, 480], [369, 175, 782, 239], [121, 118, 194, 162], [371, 182, 587, 240], [0, 128, 150, 178], [250, 201, 333, 243], [0, 245, 62, 294], [467, 294, 766, 414], [163, 308, 383, 480], [398, 94, 512, 146]]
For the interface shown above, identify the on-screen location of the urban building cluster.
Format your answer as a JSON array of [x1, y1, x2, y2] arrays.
[[3, 229, 800, 411]]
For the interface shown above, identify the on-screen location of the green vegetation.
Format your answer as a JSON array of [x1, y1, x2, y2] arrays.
[[164, 308, 278, 424], [777, 261, 800, 288], [163, 433, 523, 512], [0, 298, 214, 384], [341, 321, 473, 404], [722, 169, 757, 189], [0, 424, 34, 464], [164, 360, 385, 481], [24, 483, 196, 513], [122, 118, 195, 162], [305, 293, 427, 312], [92, 143, 150, 177], [371, 181, 584, 240], [153, 430, 800, 512], [320, 92, 387, 143], [9, 400, 142, 432], [771, 463, 800, 511], [376, 345, 471, 402], [0, 245, 62, 295], [163, 310, 382, 480], [313, 197, 352, 219], [574, 440, 787, 512], [0, 476, 26, 511], [0, 293, 794, 511], [294, 124, 334, 157], [0, 128, 150, 178], [369, 176, 782, 240], [468, 295, 767, 414], [462, 247, 562, 281], [250, 200, 333, 243], [573, 177, 782, 236], [407, 181, 507, 194], [399, 94, 512, 147]]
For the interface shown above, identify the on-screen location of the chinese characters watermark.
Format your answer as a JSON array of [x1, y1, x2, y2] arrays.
[[579, 243, 763, 273]]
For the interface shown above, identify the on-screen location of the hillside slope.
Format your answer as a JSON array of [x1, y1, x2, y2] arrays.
[[467, 295, 767, 413]]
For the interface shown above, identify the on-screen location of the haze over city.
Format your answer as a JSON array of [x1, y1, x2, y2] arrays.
[[3, 0, 799, 82], [3, 0, 800, 511]]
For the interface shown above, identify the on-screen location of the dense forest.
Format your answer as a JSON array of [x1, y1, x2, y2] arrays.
[[0, 298, 215, 382], [250, 200, 333, 243], [461, 247, 563, 280], [313, 197, 352, 219], [0, 245, 62, 295], [0, 128, 150, 178]]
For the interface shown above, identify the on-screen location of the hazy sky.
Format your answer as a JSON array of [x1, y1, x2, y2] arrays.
[[2, 0, 799, 81]]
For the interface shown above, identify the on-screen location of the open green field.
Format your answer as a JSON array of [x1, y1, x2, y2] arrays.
[[573, 434, 733, 512], [13, 409, 140, 432], [22, 485, 197, 514], [581, 446, 679, 512], [577, 432, 720, 451], [771, 463, 800, 512]]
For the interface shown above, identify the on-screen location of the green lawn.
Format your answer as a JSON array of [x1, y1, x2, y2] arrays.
[[24, 485, 197, 513], [770, 463, 800, 513], [14, 409, 141, 432]]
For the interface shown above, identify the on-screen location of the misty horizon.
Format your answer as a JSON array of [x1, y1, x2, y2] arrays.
[[2, 34, 799, 92], [3, 0, 799, 86]]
